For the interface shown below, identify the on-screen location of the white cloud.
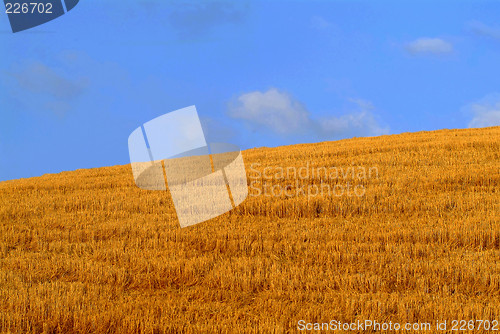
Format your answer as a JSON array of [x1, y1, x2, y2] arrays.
[[228, 88, 312, 135], [169, 2, 247, 38], [466, 94, 500, 128], [319, 98, 389, 137], [6, 60, 89, 116], [318, 112, 389, 138], [11, 61, 88, 99], [405, 38, 453, 55], [311, 16, 332, 30], [228, 88, 389, 138], [347, 98, 374, 111], [468, 21, 500, 41]]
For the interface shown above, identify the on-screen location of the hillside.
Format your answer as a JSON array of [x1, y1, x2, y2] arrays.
[[0, 127, 499, 333]]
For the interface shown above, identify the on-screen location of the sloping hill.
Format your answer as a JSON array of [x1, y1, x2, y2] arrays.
[[0, 127, 499, 333]]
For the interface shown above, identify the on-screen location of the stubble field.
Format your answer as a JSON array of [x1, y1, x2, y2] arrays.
[[0, 127, 499, 333]]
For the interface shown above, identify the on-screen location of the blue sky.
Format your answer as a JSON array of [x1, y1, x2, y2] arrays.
[[1, 0, 500, 181]]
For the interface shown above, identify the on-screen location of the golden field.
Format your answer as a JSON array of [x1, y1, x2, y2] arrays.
[[0, 127, 499, 333]]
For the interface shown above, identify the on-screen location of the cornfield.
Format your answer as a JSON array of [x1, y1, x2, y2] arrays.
[[0, 126, 499, 333]]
